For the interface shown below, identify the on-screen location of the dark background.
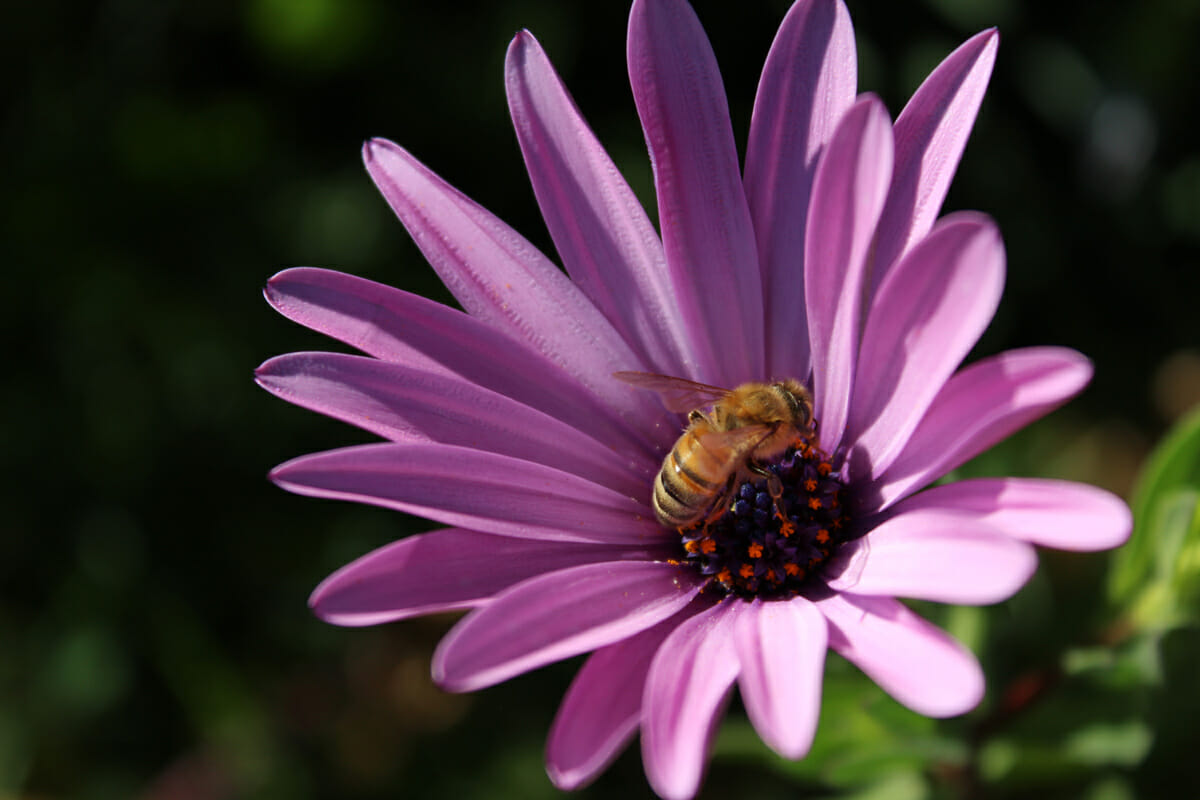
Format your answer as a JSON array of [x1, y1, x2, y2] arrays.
[[4, 0, 1199, 797]]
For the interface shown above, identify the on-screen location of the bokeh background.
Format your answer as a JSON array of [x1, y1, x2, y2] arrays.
[[5, 0, 1200, 797]]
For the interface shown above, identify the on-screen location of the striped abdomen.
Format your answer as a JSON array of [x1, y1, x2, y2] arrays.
[[652, 425, 735, 529]]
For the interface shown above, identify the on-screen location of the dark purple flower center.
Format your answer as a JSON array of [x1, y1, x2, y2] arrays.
[[675, 442, 850, 599]]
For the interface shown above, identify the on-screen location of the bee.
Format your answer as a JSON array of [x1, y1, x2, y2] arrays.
[[614, 372, 815, 530]]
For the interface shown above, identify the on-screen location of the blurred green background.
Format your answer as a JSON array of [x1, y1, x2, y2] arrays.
[[4, 0, 1200, 797]]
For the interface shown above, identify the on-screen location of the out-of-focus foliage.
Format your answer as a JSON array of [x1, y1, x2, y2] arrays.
[[1110, 405, 1200, 629], [2, 0, 1198, 798]]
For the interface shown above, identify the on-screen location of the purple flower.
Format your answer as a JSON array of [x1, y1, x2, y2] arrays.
[[258, 1, 1132, 797]]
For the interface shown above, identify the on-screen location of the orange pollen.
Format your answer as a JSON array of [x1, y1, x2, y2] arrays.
[[672, 437, 849, 600]]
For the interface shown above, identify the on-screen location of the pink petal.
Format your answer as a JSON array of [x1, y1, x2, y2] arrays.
[[264, 267, 656, 458], [871, 29, 999, 294], [546, 606, 704, 791], [627, 0, 764, 386], [817, 593, 984, 717], [432, 561, 702, 692], [890, 478, 1132, 552], [310, 529, 666, 627], [363, 139, 664, 426], [642, 600, 739, 800], [256, 352, 650, 496], [827, 512, 1037, 604], [805, 95, 894, 452], [847, 212, 1005, 477], [744, 0, 856, 379], [505, 31, 693, 378], [871, 347, 1093, 510], [270, 442, 661, 545], [733, 598, 827, 759]]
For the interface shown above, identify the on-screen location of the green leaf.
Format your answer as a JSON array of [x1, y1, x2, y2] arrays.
[[1109, 405, 1200, 628], [839, 770, 930, 800], [1135, 627, 1200, 795], [979, 719, 1151, 786]]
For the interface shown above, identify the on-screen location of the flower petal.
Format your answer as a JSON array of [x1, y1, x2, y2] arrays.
[[817, 593, 984, 717], [264, 267, 656, 457], [432, 561, 702, 692], [744, 0, 856, 379], [890, 478, 1132, 552], [870, 347, 1093, 510], [256, 352, 651, 495], [270, 442, 660, 545], [628, 0, 764, 386], [871, 29, 999, 294], [363, 139, 664, 426], [733, 598, 827, 759], [826, 512, 1037, 604], [847, 212, 1005, 477], [505, 31, 693, 378], [805, 95, 894, 452], [642, 600, 739, 800], [310, 529, 666, 627], [546, 606, 704, 791]]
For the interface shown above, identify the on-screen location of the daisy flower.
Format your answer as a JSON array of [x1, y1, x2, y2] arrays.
[[258, 0, 1132, 797]]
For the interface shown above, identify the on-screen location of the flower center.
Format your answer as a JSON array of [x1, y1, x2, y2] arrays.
[[676, 441, 850, 599]]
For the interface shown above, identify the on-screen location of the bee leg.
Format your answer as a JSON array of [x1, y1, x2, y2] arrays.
[[702, 476, 738, 526], [749, 463, 793, 533]]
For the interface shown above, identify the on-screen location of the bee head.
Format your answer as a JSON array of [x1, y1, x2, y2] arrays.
[[774, 380, 813, 429]]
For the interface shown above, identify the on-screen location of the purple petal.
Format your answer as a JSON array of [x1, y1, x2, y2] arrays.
[[432, 561, 702, 692], [264, 268, 657, 457], [362, 139, 665, 425], [817, 593, 984, 717], [890, 478, 1132, 552], [627, 0, 763, 386], [546, 606, 704, 791], [847, 212, 1005, 477], [744, 0, 856, 379], [310, 529, 666, 627], [805, 95, 894, 452], [270, 442, 661, 545], [505, 31, 693, 377], [871, 347, 1093, 509], [827, 512, 1037, 604], [256, 352, 651, 495], [733, 598, 827, 759], [642, 600, 739, 800], [871, 29, 999, 294]]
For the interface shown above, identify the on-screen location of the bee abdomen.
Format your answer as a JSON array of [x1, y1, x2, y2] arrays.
[[653, 445, 721, 528]]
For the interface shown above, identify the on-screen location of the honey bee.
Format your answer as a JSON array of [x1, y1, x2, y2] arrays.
[[614, 372, 815, 529]]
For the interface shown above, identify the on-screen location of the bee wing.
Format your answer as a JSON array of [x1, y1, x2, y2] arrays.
[[612, 371, 731, 412], [692, 423, 778, 463]]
